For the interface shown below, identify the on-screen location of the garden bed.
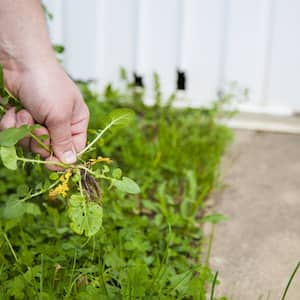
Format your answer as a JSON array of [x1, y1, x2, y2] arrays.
[[0, 72, 232, 299]]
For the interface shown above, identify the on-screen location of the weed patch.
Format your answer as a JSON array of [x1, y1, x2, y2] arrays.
[[0, 68, 233, 299]]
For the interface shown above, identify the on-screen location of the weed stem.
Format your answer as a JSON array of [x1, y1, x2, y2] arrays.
[[78, 121, 114, 156], [20, 179, 60, 202], [18, 157, 68, 168], [29, 132, 50, 152], [4, 87, 20, 104]]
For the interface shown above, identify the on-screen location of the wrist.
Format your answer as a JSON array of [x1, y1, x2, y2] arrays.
[[0, 27, 56, 72], [0, 45, 57, 73], [1, 50, 61, 97]]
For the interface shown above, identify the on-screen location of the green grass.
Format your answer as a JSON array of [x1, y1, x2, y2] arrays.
[[281, 261, 300, 300], [0, 72, 233, 299]]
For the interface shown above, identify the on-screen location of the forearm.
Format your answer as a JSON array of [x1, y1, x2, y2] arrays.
[[0, 0, 56, 71]]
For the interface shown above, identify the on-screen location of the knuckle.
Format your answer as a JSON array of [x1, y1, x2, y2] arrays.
[[46, 111, 69, 126], [51, 136, 73, 148]]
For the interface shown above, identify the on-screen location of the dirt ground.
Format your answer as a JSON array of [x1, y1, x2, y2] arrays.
[[210, 129, 300, 300]]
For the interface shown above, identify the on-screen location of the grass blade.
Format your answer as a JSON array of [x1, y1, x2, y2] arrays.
[[2, 232, 18, 262], [210, 271, 218, 300], [281, 261, 300, 300]]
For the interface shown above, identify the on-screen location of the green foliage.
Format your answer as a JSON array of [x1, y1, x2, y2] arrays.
[[0, 70, 139, 237], [1, 197, 25, 219], [78, 108, 135, 156], [103, 108, 135, 129], [68, 194, 103, 237], [0, 70, 233, 299], [202, 213, 229, 224], [0, 125, 33, 147], [0, 146, 17, 170], [113, 176, 140, 194], [52, 44, 65, 54], [42, 3, 53, 20]]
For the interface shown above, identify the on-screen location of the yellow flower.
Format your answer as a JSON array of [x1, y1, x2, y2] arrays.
[[89, 156, 112, 166], [49, 170, 72, 199], [48, 182, 69, 198], [62, 170, 72, 182]]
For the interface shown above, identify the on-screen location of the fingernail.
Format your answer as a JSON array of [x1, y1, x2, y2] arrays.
[[63, 150, 76, 164]]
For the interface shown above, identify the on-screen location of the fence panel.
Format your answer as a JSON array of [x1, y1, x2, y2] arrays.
[[135, 0, 182, 97], [267, 0, 300, 113], [99, 0, 138, 85], [43, 0, 300, 114], [61, 0, 99, 80], [180, 0, 225, 105]]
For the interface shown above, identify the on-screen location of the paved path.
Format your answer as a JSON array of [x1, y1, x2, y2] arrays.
[[210, 130, 300, 300]]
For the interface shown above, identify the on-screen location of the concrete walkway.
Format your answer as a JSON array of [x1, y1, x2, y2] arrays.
[[210, 130, 300, 300]]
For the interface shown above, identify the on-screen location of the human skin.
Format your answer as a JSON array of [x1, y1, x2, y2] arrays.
[[0, 0, 89, 168]]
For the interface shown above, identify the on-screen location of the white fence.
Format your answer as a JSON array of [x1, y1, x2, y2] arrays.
[[44, 0, 300, 115]]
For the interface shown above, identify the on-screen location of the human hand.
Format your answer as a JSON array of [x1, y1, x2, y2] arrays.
[[1, 61, 89, 167]]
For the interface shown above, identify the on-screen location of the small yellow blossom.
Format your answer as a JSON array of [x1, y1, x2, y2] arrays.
[[89, 156, 112, 166], [49, 170, 72, 199], [62, 170, 72, 182]]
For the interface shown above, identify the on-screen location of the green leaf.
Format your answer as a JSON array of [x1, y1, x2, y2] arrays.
[[120, 67, 128, 81], [0, 146, 18, 170], [6, 276, 26, 299], [0, 125, 32, 147], [1, 198, 25, 219], [49, 172, 59, 181], [201, 213, 229, 224], [103, 108, 135, 130], [16, 184, 29, 197], [38, 134, 49, 142], [112, 168, 122, 179], [102, 164, 110, 173], [1, 95, 9, 105], [4, 219, 20, 231], [52, 44, 65, 54], [25, 203, 41, 216], [113, 177, 140, 194], [68, 194, 103, 237]]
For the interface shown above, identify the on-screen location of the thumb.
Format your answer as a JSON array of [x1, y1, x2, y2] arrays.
[[47, 120, 76, 164]]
